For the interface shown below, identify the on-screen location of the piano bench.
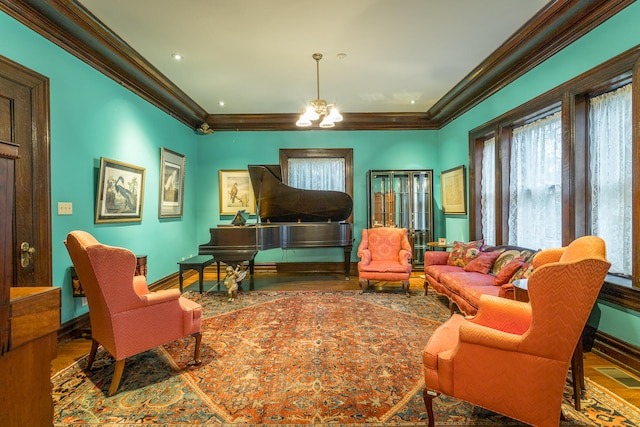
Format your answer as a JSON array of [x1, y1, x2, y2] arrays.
[[177, 255, 215, 293]]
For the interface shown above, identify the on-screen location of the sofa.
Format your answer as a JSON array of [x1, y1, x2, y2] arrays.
[[423, 240, 537, 315]]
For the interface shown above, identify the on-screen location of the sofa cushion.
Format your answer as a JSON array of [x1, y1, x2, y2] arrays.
[[493, 256, 525, 285], [447, 239, 484, 268], [424, 264, 463, 281], [464, 251, 501, 274], [439, 270, 496, 290]]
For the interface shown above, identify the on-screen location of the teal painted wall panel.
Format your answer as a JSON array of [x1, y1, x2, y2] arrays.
[[196, 130, 439, 262], [589, 301, 640, 347], [1, 12, 200, 323]]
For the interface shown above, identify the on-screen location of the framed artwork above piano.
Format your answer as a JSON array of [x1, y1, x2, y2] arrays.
[[219, 170, 256, 215]]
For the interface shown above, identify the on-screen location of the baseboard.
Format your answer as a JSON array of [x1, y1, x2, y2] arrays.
[[591, 329, 640, 377]]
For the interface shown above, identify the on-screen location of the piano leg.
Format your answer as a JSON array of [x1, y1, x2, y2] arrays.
[[344, 245, 352, 280]]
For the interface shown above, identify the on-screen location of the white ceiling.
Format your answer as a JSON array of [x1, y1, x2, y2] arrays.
[[78, 0, 550, 116]]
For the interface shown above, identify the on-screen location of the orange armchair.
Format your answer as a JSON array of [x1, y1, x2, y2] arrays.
[[357, 227, 412, 293], [65, 230, 203, 396], [422, 235, 610, 426]]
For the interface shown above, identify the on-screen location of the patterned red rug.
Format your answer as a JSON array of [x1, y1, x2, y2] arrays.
[[52, 290, 640, 426]]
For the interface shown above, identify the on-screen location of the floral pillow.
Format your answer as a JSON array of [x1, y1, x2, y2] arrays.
[[490, 249, 521, 275], [509, 251, 538, 282], [447, 239, 484, 268], [463, 250, 501, 274]]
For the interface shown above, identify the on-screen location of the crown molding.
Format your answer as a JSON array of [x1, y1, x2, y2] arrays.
[[0, 0, 633, 131]]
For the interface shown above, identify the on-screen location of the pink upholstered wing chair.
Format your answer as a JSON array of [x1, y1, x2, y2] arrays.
[[422, 235, 610, 427], [65, 230, 203, 396], [357, 227, 412, 294]]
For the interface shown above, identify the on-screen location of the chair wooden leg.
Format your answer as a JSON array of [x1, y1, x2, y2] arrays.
[[571, 342, 584, 410], [402, 279, 411, 297], [192, 332, 202, 365], [424, 281, 429, 296], [423, 388, 437, 427], [108, 359, 125, 396], [85, 339, 99, 370]]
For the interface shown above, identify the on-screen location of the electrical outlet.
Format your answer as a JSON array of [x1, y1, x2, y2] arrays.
[[58, 202, 73, 215], [81, 297, 87, 306]]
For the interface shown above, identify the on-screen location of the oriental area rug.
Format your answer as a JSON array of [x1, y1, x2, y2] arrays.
[[52, 290, 640, 426]]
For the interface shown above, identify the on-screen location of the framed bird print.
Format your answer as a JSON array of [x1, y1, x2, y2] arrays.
[[219, 170, 256, 215], [95, 157, 146, 223], [159, 148, 185, 218]]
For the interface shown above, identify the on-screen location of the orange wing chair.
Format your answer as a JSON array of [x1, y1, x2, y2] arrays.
[[357, 227, 412, 293], [65, 230, 203, 396], [422, 235, 610, 427]]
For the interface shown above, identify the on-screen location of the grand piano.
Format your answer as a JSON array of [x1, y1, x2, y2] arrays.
[[199, 165, 354, 279]]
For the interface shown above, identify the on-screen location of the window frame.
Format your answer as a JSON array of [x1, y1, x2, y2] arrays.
[[469, 48, 640, 311]]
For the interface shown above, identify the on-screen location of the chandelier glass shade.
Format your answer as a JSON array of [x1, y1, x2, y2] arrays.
[[296, 53, 343, 128]]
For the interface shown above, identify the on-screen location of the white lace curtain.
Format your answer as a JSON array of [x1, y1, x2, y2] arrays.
[[589, 84, 632, 275], [508, 111, 562, 249], [481, 137, 496, 246], [287, 158, 345, 191]]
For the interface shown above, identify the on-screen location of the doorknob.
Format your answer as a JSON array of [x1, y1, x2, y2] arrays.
[[20, 241, 36, 268]]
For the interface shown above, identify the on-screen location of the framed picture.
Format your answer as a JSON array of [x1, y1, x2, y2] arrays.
[[440, 165, 466, 215], [95, 157, 145, 223], [219, 170, 256, 215], [159, 148, 186, 218]]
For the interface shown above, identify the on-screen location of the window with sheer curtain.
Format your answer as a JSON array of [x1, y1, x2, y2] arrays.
[[508, 112, 562, 249], [589, 84, 632, 275], [481, 137, 496, 246], [287, 157, 345, 191]]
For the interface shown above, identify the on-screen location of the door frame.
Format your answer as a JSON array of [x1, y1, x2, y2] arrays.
[[0, 54, 51, 350]]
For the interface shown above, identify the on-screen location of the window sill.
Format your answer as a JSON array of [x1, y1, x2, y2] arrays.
[[599, 275, 640, 312]]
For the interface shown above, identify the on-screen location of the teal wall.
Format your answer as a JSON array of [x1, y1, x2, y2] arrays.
[[1, 12, 200, 323], [2, 2, 640, 347]]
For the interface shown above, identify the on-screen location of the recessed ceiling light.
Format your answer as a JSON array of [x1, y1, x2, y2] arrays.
[[410, 100, 416, 104], [171, 53, 183, 60], [218, 101, 225, 107], [337, 53, 347, 60]]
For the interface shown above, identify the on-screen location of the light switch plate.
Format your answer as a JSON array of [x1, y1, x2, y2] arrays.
[[58, 202, 73, 215]]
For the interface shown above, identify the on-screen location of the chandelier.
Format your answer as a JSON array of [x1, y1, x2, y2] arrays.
[[296, 53, 343, 128]]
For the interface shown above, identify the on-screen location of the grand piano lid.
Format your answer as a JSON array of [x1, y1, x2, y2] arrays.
[[248, 165, 353, 223]]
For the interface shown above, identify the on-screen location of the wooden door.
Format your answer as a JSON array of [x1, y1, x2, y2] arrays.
[[0, 55, 50, 354]]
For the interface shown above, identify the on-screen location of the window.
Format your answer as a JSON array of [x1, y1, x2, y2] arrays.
[[508, 112, 562, 249], [288, 157, 345, 191], [588, 83, 632, 275], [480, 137, 496, 246], [469, 49, 640, 309]]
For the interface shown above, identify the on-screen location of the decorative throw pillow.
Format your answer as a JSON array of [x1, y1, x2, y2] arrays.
[[510, 251, 538, 282], [490, 249, 521, 275], [493, 256, 525, 285], [463, 250, 501, 274], [447, 239, 484, 268]]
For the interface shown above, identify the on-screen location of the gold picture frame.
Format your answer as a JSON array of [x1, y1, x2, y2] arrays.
[[440, 165, 466, 215], [159, 148, 185, 218], [95, 157, 145, 223], [219, 170, 256, 215]]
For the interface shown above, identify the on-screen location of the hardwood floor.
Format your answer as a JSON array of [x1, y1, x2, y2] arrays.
[[52, 270, 640, 409]]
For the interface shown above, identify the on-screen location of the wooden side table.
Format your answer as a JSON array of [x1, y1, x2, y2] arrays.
[[512, 279, 584, 411]]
